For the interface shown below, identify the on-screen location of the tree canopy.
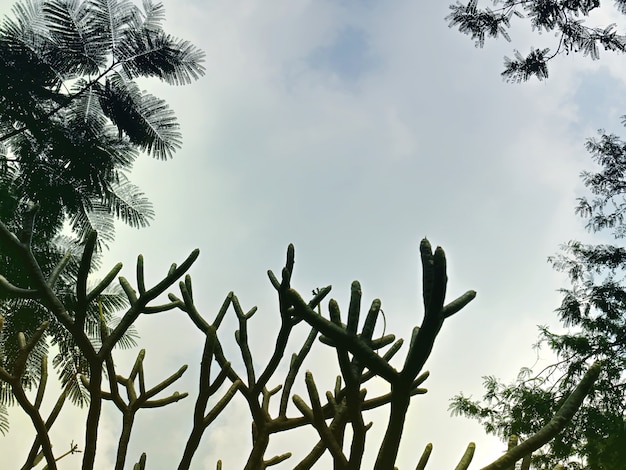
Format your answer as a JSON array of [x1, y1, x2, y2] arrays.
[[0, 0, 205, 245], [0, 0, 205, 429], [448, 0, 626, 81], [448, 0, 626, 466], [450, 128, 626, 469]]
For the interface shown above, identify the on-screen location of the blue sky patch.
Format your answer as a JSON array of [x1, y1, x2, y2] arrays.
[[573, 69, 626, 132], [307, 26, 377, 82]]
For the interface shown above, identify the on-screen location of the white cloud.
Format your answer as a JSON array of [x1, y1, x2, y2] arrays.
[[3, 0, 625, 468]]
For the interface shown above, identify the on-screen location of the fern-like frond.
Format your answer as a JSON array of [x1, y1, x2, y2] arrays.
[[85, 0, 141, 61], [0, 143, 8, 175], [0, 403, 9, 435], [84, 289, 128, 345], [43, 0, 106, 75], [51, 345, 90, 405], [48, 320, 92, 406], [135, 0, 166, 33], [2, 0, 73, 87], [3, 0, 47, 49], [105, 176, 154, 228], [101, 72, 181, 159], [99, 69, 140, 133], [95, 283, 128, 315], [131, 91, 181, 158], [105, 316, 139, 350], [118, 29, 206, 85], [0, 299, 51, 392], [0, 35, 66, 145], [68, 201, 116, 248], [67, 79, 109, 131], [51, 233, 90, 275], [0, 382, 14, 406], [84, 288, 137, 351]]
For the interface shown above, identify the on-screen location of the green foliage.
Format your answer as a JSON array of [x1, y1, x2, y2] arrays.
[[0, 0, 205, 244], [447, 0, 626, 81], [450, 126, 626, 469], [0, 231, 136, 413], [0, 0, 204, 431]]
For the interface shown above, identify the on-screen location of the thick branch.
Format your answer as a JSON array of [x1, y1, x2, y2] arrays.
[[481, 362, 602, 470]]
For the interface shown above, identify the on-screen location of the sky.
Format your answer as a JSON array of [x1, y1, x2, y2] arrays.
[[3, 0, 626, 469]]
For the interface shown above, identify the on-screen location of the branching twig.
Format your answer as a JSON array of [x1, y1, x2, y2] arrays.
[[0, 320, 57, 470], [84, 348, 188, 470]]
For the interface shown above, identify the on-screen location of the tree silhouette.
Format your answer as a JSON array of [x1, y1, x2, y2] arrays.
[[0, 0, 204, 427], [0, 0, 205, 243], [451, 127, 626, 469], [0, 208, 601, 468], [447, 0, 626, 82]]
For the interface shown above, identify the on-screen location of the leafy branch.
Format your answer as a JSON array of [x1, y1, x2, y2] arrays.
[[447, 0, 626, 81]]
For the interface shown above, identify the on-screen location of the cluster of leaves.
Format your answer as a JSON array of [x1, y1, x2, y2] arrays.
[[450, 126, 626, 469], [0, 0, 204, 244], [447, 0, 626, 81], [0, 0, 204, 431]]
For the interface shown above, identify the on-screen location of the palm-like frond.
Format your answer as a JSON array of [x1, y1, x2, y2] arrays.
[[105, 176, 154, 228], [84, 285, 136, 351], [85, 0, 141, 61], [0, 236, 84, 401], [2, 0, 48, 54], [0, 403, 8, 435], [118, 29, 206, 85], [50, 234, 87, 273], [12, 120, 126, 220], [106, 318, 138, 350], [66, 174, 153, 248], [0, 22, 64, 137], [2, 0, 74, 87], [0, 382, 14, 407], [0, 298, 51, 397], [126, 91, 181, 158], [50, 332, 91, 405], [140, 0, 165, 30], [0, 143, 9, 175], [99, 69, 141, 132], [101, 72, 181, 159], [43, 0, 106, 75], [68, 201, 116, 248], [67, 79, 109, 130], [94, 285, 128, 318], [0, 208, 74, 302]]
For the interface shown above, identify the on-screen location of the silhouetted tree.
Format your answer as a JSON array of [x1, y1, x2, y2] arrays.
[[451, 127, 626, 469], [0, 0, 204, 426], [447, 0, 626, 81]]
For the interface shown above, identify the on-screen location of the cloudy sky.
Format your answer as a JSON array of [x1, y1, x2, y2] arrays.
[[4, 0, 626, 468]]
